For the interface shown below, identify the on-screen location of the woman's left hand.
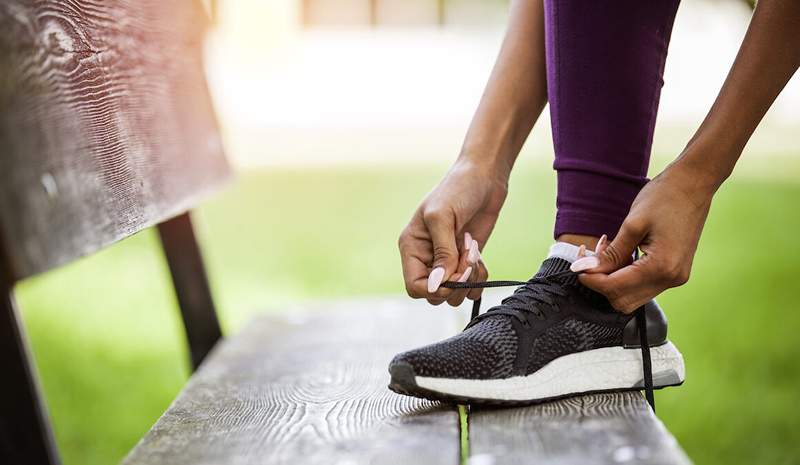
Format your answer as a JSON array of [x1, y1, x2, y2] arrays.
[[570, 158, 717, 313]]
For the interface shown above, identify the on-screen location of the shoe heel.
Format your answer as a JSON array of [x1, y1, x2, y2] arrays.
[[629, 341, 685, 388]]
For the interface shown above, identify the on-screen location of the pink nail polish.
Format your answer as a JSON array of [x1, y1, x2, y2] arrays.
[[428, 267, 445, 293], [465, 232, 473, 250], [570, 256, 599, 272], [595, 235, 607, 254], [468, 240, 480, 264], [459, 266, 473, 282]]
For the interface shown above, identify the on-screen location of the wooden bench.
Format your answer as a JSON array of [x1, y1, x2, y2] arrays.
[[121, 297, 691, 465], [0, 1, 691, 464]]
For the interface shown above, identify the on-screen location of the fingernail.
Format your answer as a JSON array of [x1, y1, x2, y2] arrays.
[[595, 234, 607, 254], [428, 267, 445, 293], [571, 256, 599, 272], [458, 266, 473, 282], [578, 244, 586, 258], [468, 240, 480, 264], [465, 232, 473, 249]]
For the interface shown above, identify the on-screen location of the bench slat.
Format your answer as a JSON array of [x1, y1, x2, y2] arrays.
[[469, 391, 691, 464], [126, 294, 690, 464], [123, 299, 461, 465]]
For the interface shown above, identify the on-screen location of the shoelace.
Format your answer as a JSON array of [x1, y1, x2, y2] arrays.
[[441, 267, 656, 412]]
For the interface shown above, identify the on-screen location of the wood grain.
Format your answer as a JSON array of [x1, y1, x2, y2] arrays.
[[469, 391, 691, 465], [0, 0, 229, 281], [123, 298, 461, 465]]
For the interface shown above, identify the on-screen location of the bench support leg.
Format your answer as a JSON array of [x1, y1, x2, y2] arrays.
[[0, 286, 60, 465], [157, 212, 222, 371]]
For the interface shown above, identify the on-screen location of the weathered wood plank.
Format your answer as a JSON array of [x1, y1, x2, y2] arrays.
[[455, 290, 689, 463], [0, 0, 229, 280], [123, 298, 461, 465], [469, 391, 691, 465]]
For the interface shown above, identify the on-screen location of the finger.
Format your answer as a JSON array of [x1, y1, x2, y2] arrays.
[[571, 222, 645, 274], [446, 265, 473, 307], [422, 207, 460, 296], [400, 238, 434, 298], [579, 261, 665, 313], [467, 250, 488, 301], [464, 231, 474, 251], [444, 234, 478, 306], [596, 223, 645, 273], [462, 211, 499, 252], [431, 237, 481, 302], [594, 234, 608, 255]]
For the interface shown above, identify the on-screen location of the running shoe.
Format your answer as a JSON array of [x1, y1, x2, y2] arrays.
[[388, 257, 684, 406]]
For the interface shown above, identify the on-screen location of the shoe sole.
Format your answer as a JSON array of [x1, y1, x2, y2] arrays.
[[388, 341, 685, 406]]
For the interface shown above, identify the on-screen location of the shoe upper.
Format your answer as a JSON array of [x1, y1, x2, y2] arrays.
[[391, 257, 668, 380]]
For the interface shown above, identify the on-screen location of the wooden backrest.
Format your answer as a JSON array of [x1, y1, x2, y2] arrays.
[[0, 0, 230, 282]]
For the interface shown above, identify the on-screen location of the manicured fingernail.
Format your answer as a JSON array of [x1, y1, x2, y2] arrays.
[[468, 240, 480, 264], [428, 267, 445, 293], [578, 244, 586, 258], [571, 256, 599, 272], [465, 232, 473, 249], [595, 235, 607, 254], [458, 266, 473, 282]]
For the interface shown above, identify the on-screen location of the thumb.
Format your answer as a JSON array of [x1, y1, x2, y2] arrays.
[[423, 208, 459, 292], [572, 219, 646, 274], [595, 220, 646, 273]]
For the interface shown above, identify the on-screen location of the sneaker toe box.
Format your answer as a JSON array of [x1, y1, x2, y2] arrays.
[[389, 317, 517, 380]]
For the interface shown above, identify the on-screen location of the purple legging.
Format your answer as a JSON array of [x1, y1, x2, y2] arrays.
[[545, 0, 681, 240]]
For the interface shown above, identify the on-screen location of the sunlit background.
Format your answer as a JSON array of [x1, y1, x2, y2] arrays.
[[208, 0, 799, 169], [17, 1, 800, 464]]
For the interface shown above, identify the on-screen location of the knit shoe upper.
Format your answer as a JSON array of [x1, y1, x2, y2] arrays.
[[390, 257, 638, 381]]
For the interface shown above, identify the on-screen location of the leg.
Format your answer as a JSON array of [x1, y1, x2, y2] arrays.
[[157, 212, 222, 370], [545, 0, 681, 242], [0, 285, 60, 465]]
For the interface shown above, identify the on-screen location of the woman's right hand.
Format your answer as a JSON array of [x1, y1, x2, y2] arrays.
[[398, 159, 508, 306]]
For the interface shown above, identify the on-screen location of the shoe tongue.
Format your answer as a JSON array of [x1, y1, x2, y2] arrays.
[[533, 257, 615, 311], [534, 257, 572, 278]]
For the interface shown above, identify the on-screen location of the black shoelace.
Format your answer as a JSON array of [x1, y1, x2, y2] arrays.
[[442, 267, 656, 412]]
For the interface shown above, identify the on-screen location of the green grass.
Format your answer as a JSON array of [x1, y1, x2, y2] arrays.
[[15, 164, 800, 465], [458, 405, 470, 465]]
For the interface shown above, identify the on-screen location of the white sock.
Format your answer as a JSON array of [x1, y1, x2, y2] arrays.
[[547, 242, 595, 263]]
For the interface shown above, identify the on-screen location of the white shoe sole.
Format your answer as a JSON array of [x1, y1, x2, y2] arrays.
[[411, 341, 685, 403]]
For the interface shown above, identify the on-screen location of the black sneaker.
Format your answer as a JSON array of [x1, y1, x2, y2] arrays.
[[388, 257, 684, 406]]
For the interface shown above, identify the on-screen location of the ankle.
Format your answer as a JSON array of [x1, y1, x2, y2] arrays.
[[556, 234, 600, 251]]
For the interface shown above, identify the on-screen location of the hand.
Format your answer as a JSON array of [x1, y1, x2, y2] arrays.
[[398, 160, 507, 306], [571, 160, 716, 313]]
